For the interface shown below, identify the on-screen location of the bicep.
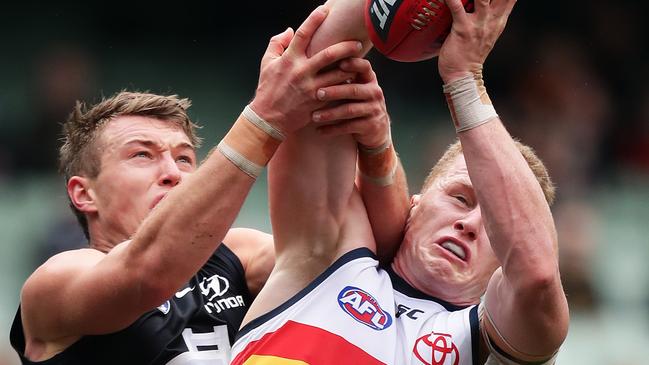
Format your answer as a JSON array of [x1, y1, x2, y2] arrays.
[[21, 245, 158, 341]]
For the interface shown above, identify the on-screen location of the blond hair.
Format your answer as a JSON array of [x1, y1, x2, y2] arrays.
[[421, 139, 556, 205], [59, 91, 202, 238]]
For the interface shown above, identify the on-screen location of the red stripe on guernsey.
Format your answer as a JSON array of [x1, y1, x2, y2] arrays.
[[232, 321, 386, 364]]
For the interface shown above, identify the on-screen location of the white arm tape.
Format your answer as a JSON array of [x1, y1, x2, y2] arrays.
[[359, 159, 398, 187], [216, 141, 264, 179], [243, 104, 286, 141], [443, 74, 499, 133]]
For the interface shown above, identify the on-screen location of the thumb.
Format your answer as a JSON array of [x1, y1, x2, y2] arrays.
[[263, 27, 294, 61]]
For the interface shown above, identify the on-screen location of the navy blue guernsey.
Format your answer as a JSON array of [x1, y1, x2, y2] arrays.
[[10, 243, 252, 365]]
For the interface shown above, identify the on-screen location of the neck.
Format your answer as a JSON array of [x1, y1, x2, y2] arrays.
[[391, 253, 482, 307], [87, 222, 124, 253]]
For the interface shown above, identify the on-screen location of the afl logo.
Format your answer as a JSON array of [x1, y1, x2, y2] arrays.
[[413, 332, 460, 365], [337, 286, 392, 331]]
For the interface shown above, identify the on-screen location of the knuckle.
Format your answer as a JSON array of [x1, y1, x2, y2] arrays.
[[323, 47, 337, 62], [352, 85, 361, 98], [295, 28, 308, 40]]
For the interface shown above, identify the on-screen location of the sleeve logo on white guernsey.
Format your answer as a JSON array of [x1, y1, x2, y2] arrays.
[[413, 332, 460, 365], [337, 286, 393, 331]]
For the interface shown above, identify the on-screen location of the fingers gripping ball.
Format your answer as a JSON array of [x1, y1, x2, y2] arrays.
[[365, 0, 474, 62]]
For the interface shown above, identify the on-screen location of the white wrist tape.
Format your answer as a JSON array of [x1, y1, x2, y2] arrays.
[[360, 160, 398, 186], [217, 142, 264, 178], [359, 129, 392, 155], [242, 104, 286, 141], [358, 143, 398, 187], [443, 72, 498, 133], [216, 105, 283, 179]]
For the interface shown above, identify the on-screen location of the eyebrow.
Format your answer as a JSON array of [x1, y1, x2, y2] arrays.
[[441, 178, 473, 192], [123, 139, 195, 150]]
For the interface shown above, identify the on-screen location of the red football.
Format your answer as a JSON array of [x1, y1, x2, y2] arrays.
[[365, 0, 474, 62]]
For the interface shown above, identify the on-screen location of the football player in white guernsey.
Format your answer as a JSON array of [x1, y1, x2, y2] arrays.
[[232, 0, 569, 364]]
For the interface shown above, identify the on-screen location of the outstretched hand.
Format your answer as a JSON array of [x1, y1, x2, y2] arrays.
[[438, 0, 517, 83], [249, 5, 364, 135]]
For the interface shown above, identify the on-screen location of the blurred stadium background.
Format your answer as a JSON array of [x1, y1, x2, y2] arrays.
[[1, 1, 648, 363]]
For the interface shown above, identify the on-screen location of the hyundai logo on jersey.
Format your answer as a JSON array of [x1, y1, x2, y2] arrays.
[[337, 286, 393, 330]]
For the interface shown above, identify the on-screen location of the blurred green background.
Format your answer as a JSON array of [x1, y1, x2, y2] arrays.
[[1, 1, 648, 364]]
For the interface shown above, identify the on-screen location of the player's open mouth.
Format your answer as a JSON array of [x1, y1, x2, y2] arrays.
[[440, 240, 467, 261]]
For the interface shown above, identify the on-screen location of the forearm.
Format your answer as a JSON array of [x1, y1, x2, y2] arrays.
[[356, 150, 410, 264], [460, 118, 567, 356], [270, 0, 371, 259], [309, 0, 371, 57], [459, 121, 558, 281]]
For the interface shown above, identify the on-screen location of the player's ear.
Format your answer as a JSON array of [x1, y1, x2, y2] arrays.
[[68, 176, 98, 214]]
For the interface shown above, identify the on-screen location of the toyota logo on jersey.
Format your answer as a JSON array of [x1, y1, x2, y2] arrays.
[[337, 286, 392, 331], [413, 332, 460, 365]]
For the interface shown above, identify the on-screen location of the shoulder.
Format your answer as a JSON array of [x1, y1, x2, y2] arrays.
[[20, 248, 105, 340], [23, 248, 105, 298], [223, 228, 273, 263]]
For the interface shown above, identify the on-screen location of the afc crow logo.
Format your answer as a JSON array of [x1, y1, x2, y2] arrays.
[[337, 286, 393, 331], [413, 332, 460, 365]]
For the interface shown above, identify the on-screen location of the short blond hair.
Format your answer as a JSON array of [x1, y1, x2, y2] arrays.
[[421, 139, 556, 205], [59, 91, 203, 238]]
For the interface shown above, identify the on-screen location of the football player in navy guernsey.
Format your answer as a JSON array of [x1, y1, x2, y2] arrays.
[[231, 0, 569, 364], [9, 7, 410, 365]]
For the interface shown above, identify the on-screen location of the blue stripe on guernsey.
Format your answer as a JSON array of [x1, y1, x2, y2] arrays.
[[470, 305, 480, 365], [235, 247, 377, 341], [385, 265, 471, 312]]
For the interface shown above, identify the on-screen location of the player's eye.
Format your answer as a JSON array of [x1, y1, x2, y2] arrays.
[[454, 195, 468, 205], [132, 151, 153, 159], [177, 155, 193, 164]]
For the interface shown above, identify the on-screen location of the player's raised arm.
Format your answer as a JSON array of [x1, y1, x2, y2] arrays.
[[438, 0, 569, 360], [313, 56, 410, 264], [242, 0, 398, 323], [313, 0, 411, 264]]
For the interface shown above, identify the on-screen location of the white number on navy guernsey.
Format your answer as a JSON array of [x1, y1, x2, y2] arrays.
[[166, 325, 231, 365]]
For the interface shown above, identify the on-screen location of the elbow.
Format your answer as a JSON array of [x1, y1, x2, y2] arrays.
[[516, 263, 561, 295], [520, 267, 570, 343]]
